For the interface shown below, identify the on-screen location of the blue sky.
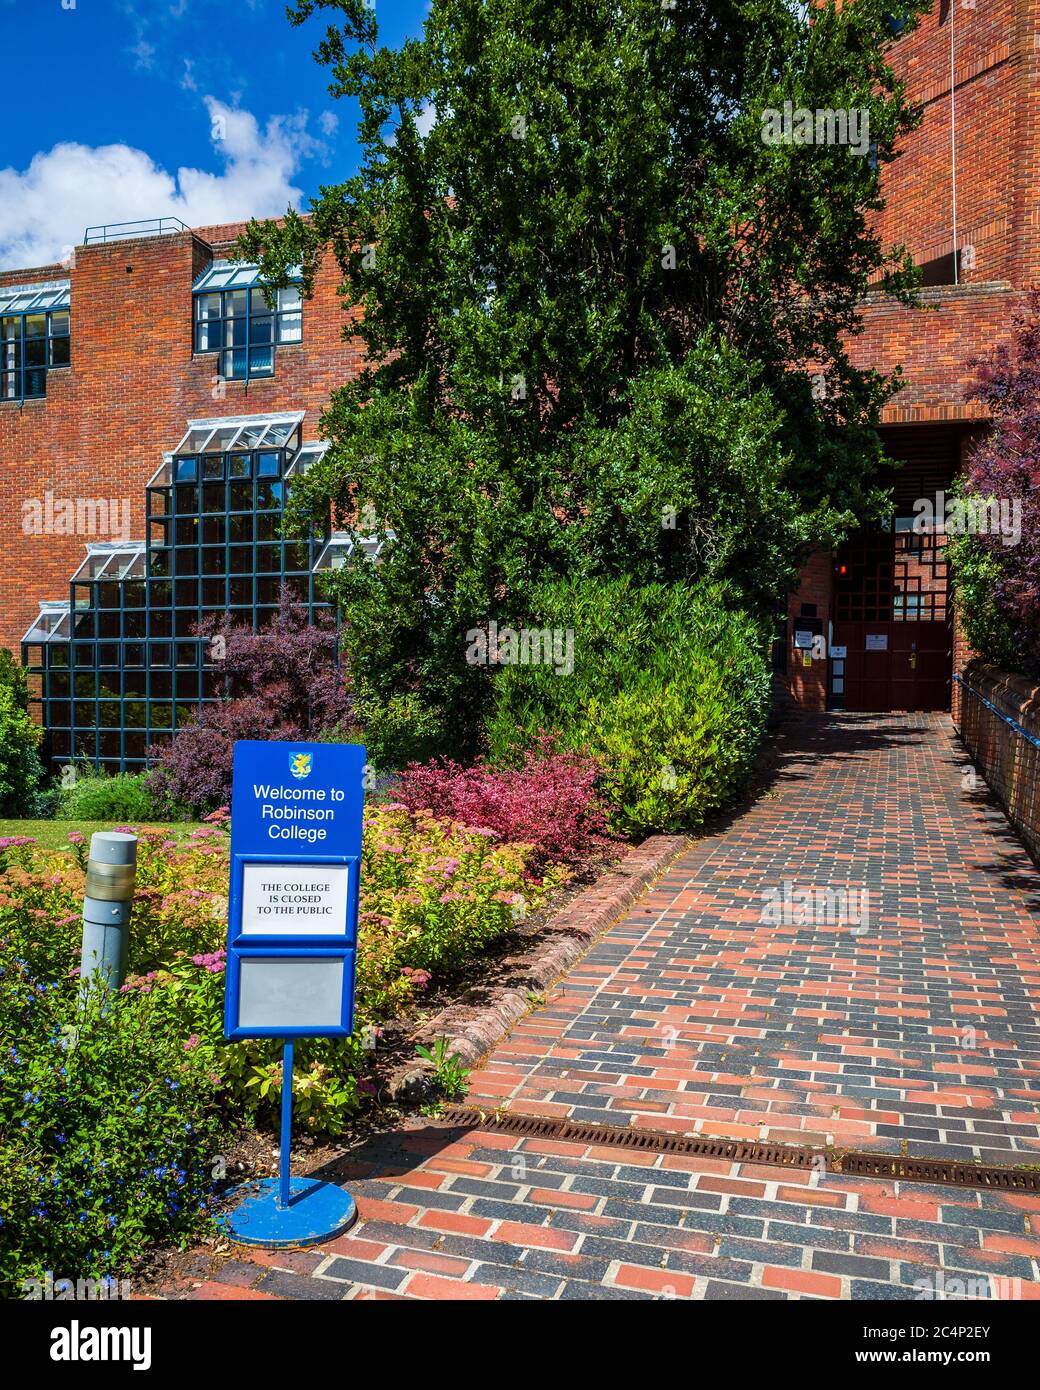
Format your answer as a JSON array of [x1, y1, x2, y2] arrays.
[[0, 0, 431, 270]]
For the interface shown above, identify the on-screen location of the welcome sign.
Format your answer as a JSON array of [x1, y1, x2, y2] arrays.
[[223, 740, 366, 1041]]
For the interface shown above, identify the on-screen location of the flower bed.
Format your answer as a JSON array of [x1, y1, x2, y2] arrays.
[[0, 807, 568, 1293]]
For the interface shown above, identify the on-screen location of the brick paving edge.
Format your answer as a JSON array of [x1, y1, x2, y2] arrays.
[[417, 833, 690, 1072]]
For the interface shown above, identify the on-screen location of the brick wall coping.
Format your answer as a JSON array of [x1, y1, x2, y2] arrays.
[[961, 659, 1040, 738], [862, 281, 1014, 308], [0, 262, 67, 286]]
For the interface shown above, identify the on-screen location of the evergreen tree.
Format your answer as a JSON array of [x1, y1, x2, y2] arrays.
[[241, 0, 927, 758]]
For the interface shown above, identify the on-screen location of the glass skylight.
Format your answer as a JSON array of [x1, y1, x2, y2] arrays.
[[0, 281, 71, 314], [71, 544, 146, 583], [313, 531, 391, 572], [285, 441, 330, 477], [148, 456, 174, 488], [192, 261, 302, 293], [169, 412, 305, 457], [22, 601, 71, 644]]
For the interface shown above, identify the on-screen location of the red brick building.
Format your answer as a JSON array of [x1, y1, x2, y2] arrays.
[[783, 0, 1038, 713], [1, 221, 366, 770], [0, 221, 362, 661]]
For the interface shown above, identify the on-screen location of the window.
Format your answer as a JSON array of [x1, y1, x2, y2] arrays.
[[193, 262, 302, 382], [0, 282, 71, 402]]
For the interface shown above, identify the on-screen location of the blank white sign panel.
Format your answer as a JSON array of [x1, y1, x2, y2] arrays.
[[242, 863, 349, 937], [238, 958, 345, 1030]]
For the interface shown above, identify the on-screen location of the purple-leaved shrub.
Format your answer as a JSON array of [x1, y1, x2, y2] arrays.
[[393, 737, 612, 868], [147, 587, 352, 813]]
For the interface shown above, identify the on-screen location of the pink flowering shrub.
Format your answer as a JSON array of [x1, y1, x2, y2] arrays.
[[0, 803, 567, 1136], [392, 737, 612, 867], [357, 805, 565, 987], [0, 829, 227, 983], [951, 291, 1040, 675]]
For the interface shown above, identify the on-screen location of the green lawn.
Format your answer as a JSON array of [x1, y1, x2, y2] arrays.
[[0, 820, 203, 852]]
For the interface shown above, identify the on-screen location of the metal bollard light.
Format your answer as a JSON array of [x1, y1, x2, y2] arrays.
[[79, 832, 138, 992]]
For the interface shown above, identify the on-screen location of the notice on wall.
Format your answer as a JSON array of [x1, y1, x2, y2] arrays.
[[793, 630, 814, 650], [830, 645, 847, 660], [241, 863, 350, 937], [866, 634, 888, 652]]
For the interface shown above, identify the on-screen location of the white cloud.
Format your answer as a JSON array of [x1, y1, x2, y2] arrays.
[[0, 98, 320, 270], [415, 102, 438, 138], [318, 111, 339, 138]]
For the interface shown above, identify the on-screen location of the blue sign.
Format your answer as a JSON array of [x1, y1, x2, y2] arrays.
[[223, 740, 366, 1042]]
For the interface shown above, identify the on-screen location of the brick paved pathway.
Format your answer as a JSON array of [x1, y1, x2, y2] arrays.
[[468, 714, 1040, 1164], [174, 714, 1040, 1301]]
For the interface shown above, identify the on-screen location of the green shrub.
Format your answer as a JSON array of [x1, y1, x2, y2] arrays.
[[949, 532, 1026, 677], [56, 767, 158, 823], [486, 578, 772, 836], [0, 686, 45, 818], [360, 692, 452, 771], [0, 650, 30, 711], [0, 963, 227, 1296]]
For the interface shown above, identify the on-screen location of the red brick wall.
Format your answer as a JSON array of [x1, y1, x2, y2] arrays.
[[874, 2, 1033, 286], [851, 287, 1021, 423], [0, 228, 363, 656], [788, 5, 1040, 709], [848, 4, 1039, 421]]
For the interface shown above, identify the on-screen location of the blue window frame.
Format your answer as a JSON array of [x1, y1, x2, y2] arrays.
[[21, 414, 347, 774], [193, 262, 302, 383], [0, 282, 71, 403]]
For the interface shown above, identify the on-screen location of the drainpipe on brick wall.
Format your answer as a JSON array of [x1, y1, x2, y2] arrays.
[[950, 2, 959, 285]]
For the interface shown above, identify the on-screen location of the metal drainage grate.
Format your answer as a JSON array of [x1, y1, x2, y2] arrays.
[[837, 1153, 1040, 1192], [439, 1107, 1040, 1193]]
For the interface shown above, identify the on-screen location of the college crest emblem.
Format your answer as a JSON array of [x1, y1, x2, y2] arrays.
[[290, 752, 313, 780]]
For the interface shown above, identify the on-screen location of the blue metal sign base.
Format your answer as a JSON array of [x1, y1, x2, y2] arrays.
[[225, 1177, 358, 1248]]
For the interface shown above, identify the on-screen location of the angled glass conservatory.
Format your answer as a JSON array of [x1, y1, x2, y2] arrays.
[[22, 413, 341, 773]]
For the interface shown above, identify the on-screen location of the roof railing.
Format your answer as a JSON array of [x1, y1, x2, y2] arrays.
[[83, 218, 190, 246]]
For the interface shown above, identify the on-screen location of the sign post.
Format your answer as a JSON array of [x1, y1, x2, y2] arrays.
[[222, 740, 366, 1248]]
